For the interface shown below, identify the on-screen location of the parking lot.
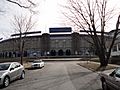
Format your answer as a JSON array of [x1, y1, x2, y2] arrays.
[[1, 61, 102, 90]]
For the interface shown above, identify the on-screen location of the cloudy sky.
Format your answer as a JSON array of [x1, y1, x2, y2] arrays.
[[0, 0, 120, 40]]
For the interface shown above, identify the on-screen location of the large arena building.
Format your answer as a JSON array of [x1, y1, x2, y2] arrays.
[[0, 27, 112, 58]]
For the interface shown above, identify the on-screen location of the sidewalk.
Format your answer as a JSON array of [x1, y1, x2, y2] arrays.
[[68, 62, 102, 90], [42, 58, 81, 61], [76, 62, 119, 90]]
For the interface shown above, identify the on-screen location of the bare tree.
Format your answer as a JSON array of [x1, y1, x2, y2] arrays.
[[0, 0, 38, 14], [6, 0, 37, 13], [64, 0, 120, 67], [12, 14, 36, 64]]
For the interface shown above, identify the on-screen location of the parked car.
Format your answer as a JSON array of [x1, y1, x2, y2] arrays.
[[31, 60, 44, 68], [0, 62, 25, 87], [100, 67, 120, 90]]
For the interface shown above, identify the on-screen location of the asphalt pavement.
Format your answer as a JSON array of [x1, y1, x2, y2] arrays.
[[2, 61, 102, 90]]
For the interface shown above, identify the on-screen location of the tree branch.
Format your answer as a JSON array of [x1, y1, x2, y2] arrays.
[[6, 0, 37, 13]]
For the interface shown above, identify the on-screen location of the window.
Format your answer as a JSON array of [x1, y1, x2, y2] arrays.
[[10, 63, 16, 69], [115, 68, 120, 78], [0, 64, 10, 70], [118, 43, 120, 51], [113, 45, 117, 52], [14, 62, 21, 68]]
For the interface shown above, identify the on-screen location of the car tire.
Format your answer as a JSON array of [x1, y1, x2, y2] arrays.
[[3, 76, 10, 87], [20, 71, 25, 79], [102, 80, 108, 90]]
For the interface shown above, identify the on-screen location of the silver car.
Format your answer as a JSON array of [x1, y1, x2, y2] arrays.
[[0, 62, 25, 87], [100, 67, 120, 90]]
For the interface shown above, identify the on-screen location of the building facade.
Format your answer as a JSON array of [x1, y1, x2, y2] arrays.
[[0, 27, 114, 58], [0, 33, 96, 58]]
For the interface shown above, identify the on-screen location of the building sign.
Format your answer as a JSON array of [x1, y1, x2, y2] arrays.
[[49, 27, 72, 33]]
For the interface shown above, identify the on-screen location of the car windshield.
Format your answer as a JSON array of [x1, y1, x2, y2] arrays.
[[33, 60, 42, 63], [0, 64, 10, 70]]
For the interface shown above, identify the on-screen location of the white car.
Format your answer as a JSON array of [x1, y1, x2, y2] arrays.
[[31, 60, 44, 68]]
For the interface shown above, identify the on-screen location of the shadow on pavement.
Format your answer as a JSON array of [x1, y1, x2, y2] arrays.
[[26, 67, 43, 70]]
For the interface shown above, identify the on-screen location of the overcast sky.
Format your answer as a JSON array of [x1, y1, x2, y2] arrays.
[[0, 0, 120, 40]]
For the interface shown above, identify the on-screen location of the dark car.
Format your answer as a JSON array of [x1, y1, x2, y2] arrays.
[[100, 67, 120, 90]]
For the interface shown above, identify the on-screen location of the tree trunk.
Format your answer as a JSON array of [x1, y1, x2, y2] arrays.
[[99, 56, 108, 67], [20, 33, 23, 65], [20, 51, 23, 65]]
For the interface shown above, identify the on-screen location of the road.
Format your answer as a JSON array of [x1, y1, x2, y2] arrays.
[[2, 61, 102, 90]]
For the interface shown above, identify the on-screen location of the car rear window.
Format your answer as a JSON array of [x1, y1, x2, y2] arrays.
[[33, 60, 42, 63]]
